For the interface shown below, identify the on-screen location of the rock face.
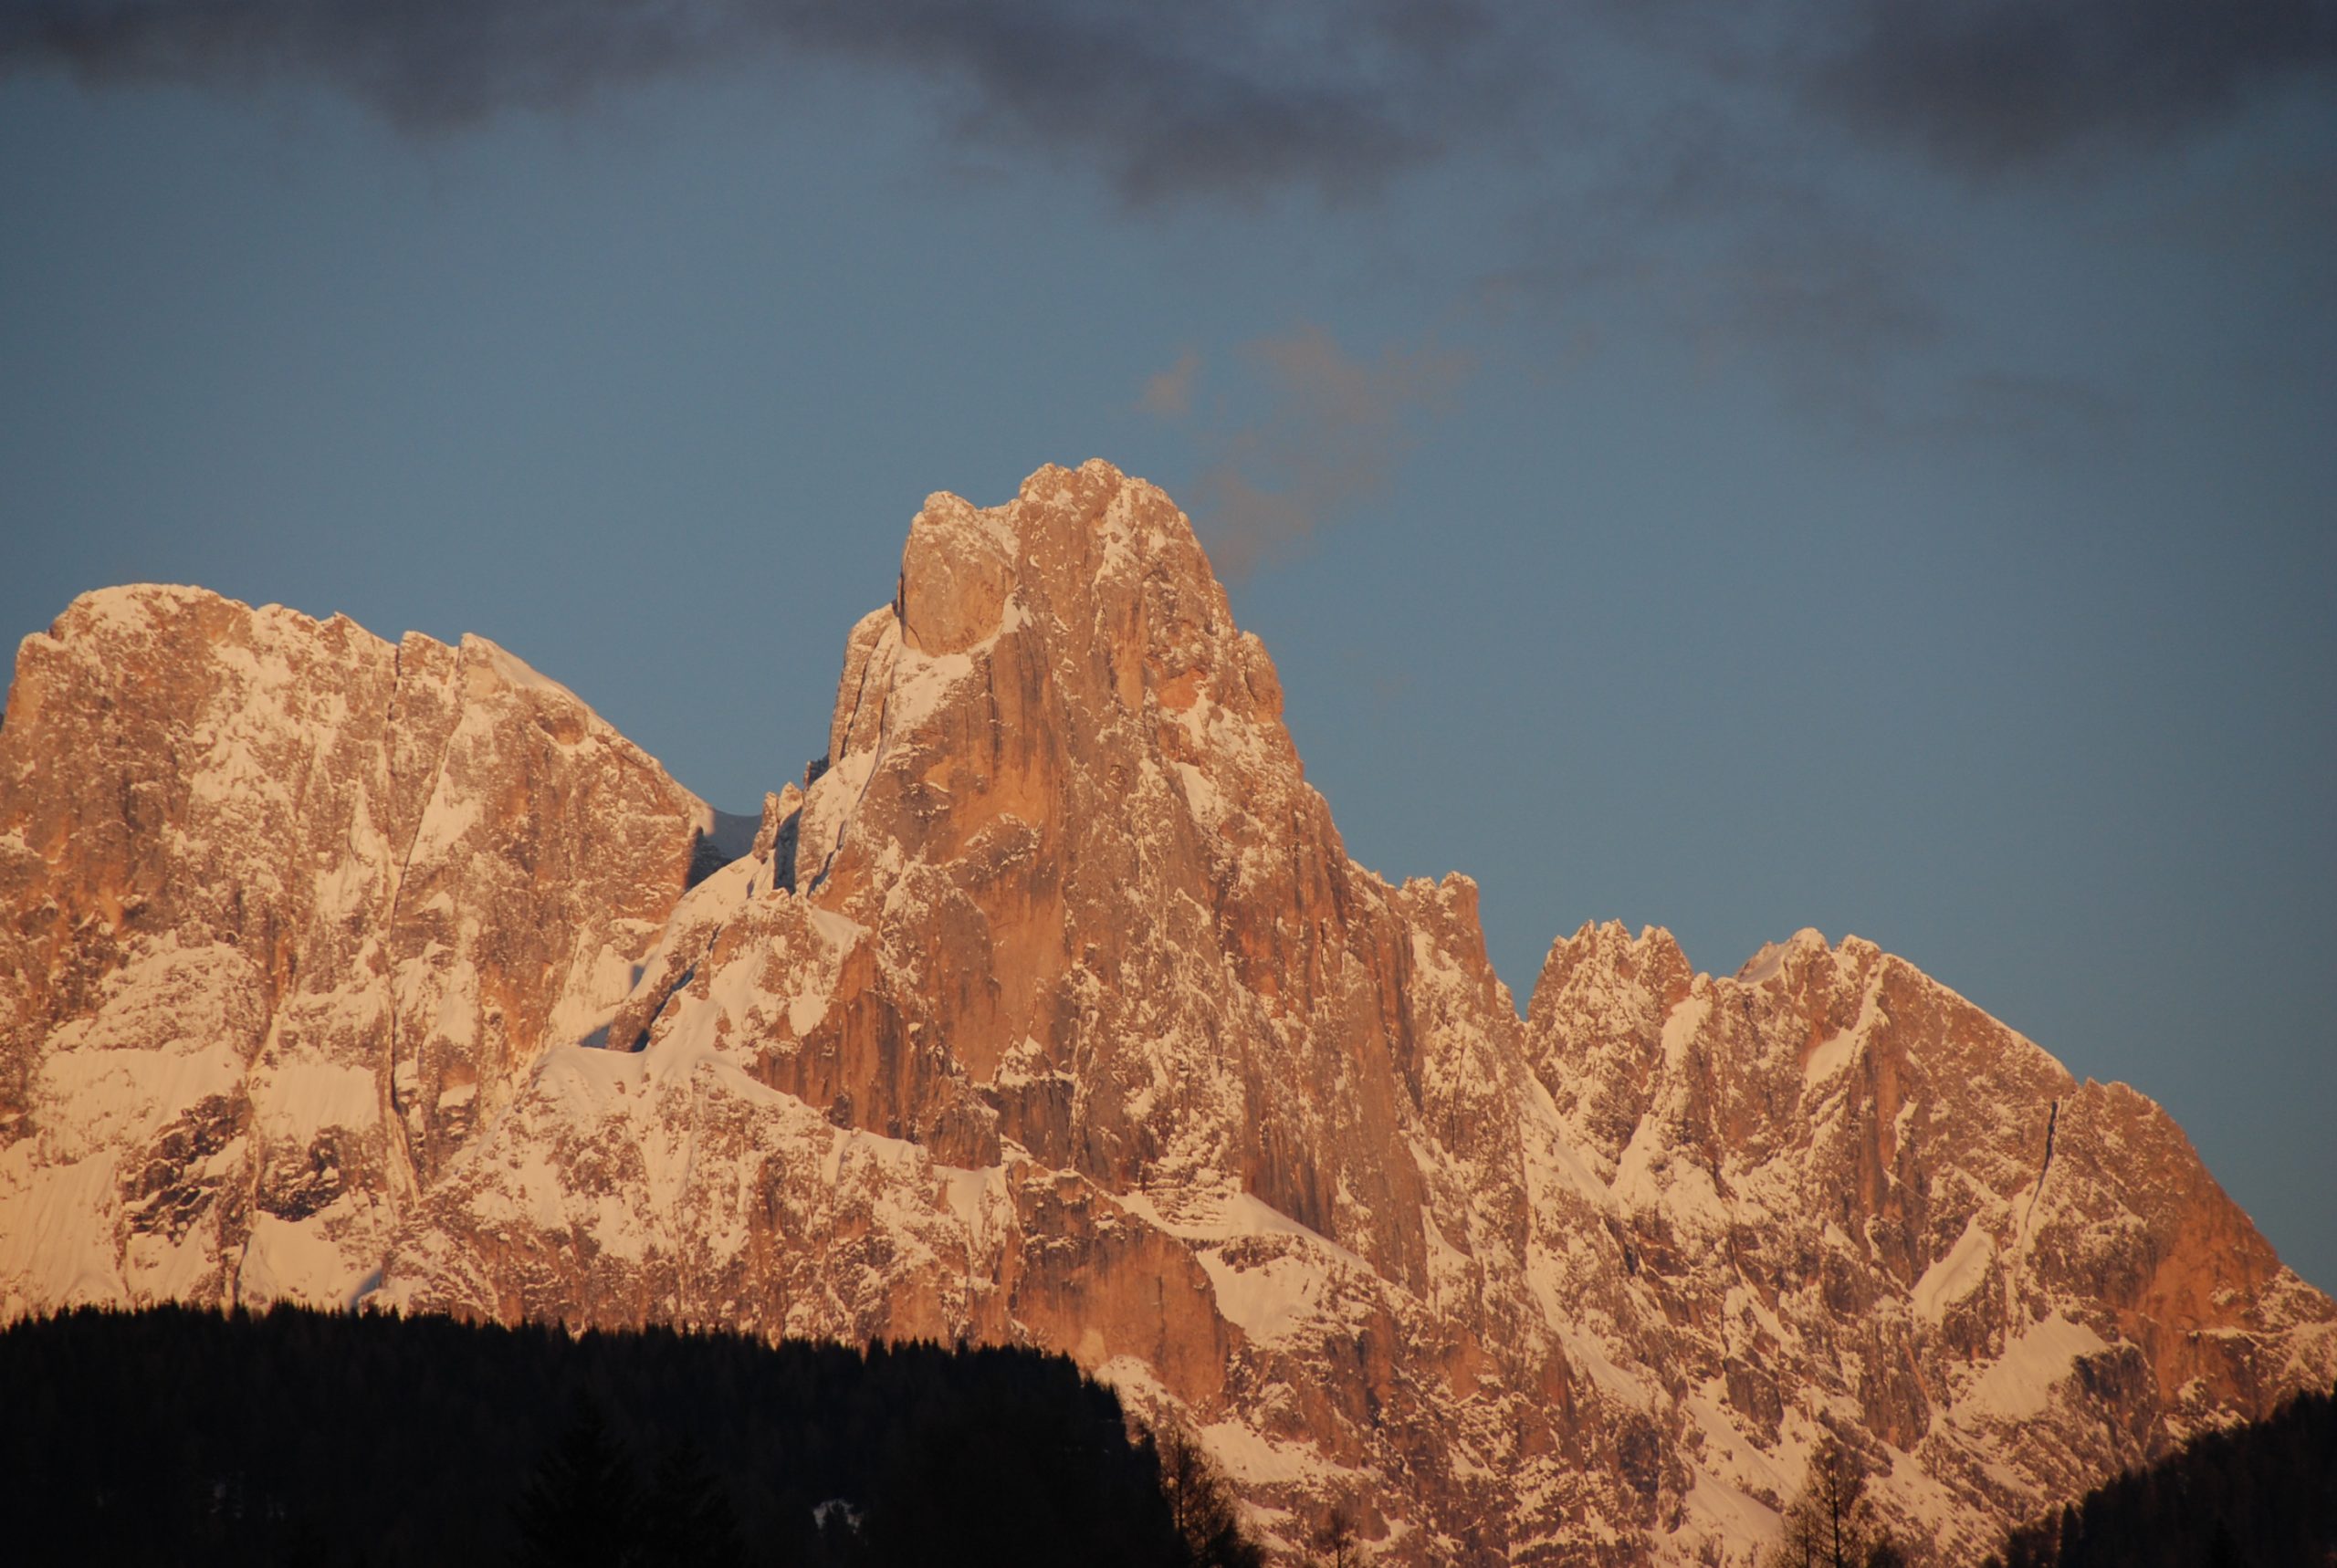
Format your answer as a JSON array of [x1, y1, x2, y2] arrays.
[[1523, 923, 2336, 1560], [0, 587, 716, 1311], [4, 465, 2332, 1564]]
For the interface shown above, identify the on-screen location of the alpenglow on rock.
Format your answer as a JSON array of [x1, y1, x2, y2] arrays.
[[3, 462, 2331, 1565]]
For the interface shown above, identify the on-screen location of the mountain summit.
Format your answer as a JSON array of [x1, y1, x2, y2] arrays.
[[4, 462, 2329, 1563]]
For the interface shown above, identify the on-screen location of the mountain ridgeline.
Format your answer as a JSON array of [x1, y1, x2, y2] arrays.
[[3, 461, 2332, 1564]]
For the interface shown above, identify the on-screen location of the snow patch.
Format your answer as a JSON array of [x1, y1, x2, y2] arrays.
[[1954, 1312, 2107, 1426], [0, 1154, 128, 1311], [1804, 1030, 1857, 1083], [1675, 1463, 1782, 1566], [804, 905, 866, 954], [1200, 1420, 1355, 1489], [1119, 1186, 1370, 1271], [1196, 1245, 1339, 1347], [938, 1163, 1010, 1249], [238, 1211, 370, 1307], [1913, 1216, 1996, 1324], [1737, 928, 1826, 986], [466, 635, 587, 708], [252, 1058, 378, 1142], [1660, 993, 1712, 1070], [1174, 761, 1223, 829], [885, 649, 976, 735]]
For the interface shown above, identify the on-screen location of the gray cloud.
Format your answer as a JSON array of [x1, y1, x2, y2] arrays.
[[1803, 0, 2337, 173], [1486, 118, 1947, 416], [10, 0, 2319, 452], [0, 0, 1522, 203], [1145, 326, 1470, 579], [7, 0, 2329, 199], [1687, 216, 1944, 407]]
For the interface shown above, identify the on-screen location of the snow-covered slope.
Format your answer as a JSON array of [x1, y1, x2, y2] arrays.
[[3, 466, 2329, 1564], [1526, 921, 2335, 1562], [0, 587, 713, 1312]]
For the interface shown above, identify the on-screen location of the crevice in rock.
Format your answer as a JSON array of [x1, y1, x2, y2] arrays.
[[2026, 1099, 2059, 1234], [771, 806, 802, 894], [807, 632, 892, 896], [380, 639, 461, 1196], [624, 964, 698, 1052]]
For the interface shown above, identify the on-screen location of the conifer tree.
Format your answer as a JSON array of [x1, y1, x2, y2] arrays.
[[639, 1438, 744, 1568], [514, 1397, 641, 1568]]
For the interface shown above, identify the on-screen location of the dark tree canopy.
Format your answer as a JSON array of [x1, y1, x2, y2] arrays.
[[1983, 1383, 2337, 1568], [0, 1302, 1240, 1567]]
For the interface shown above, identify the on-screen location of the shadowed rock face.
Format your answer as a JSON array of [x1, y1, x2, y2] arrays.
[[4, 464, 2331, 1565]]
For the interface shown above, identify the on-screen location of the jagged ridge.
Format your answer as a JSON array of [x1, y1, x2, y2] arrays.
[[2, 465, 2329, 1565]]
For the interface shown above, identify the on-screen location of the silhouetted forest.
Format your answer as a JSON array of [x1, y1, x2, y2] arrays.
[[1983, 1383, 2337, 1568], [0, 1303, 1243, 1566]]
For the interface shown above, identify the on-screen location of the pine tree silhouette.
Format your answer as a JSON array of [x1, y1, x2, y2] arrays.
[[638, 1438, 745, 1568], [514, 1397, 641, 1568]]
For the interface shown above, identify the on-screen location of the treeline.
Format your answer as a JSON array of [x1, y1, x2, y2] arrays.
[[0, 1302, 1255, 1567], [1983, 1383, 2337, 1568]]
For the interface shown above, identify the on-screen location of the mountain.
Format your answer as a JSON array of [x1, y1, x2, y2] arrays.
[[4, 461, 2330, 1564]]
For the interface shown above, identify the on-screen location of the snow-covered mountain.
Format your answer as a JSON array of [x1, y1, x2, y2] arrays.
[[0, 588, 713, 1307], [4, 463, 2329, 1564]]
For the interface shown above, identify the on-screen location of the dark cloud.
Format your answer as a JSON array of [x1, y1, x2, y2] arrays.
[[0, 0, 1523, 202], [0, 1, 729, 126], [1805, 0, 2337, 172], [1486, 116, 1947, 416], [7, 0, 2329, 199], [1689, 217, 1944, 402], [9, 0, 2319, 451]]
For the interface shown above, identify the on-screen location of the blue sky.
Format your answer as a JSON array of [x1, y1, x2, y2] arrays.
[[3, 3, 2332, 1289]]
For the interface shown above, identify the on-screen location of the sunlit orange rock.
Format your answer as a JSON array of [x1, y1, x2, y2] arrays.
[[4, 465, 2329, 1564]]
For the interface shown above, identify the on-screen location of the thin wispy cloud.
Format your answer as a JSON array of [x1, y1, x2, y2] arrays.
[[1691, 220, 1944, 405], [1486, 120, 1950, 422], [1144, 326, 1470, 580], [1927, 371, 2125, 458], [1138, 350, 1200, 420]]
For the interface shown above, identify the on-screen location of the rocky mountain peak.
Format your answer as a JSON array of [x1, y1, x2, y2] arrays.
[[4, 468, 2330, 1564], [1, 583, 713, 1309], [721, 460, 1472, 1294]]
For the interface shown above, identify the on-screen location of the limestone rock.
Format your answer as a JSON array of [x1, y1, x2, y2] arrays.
[[3, 468, 2329, 1567], [0, 586, 712, 1312]]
